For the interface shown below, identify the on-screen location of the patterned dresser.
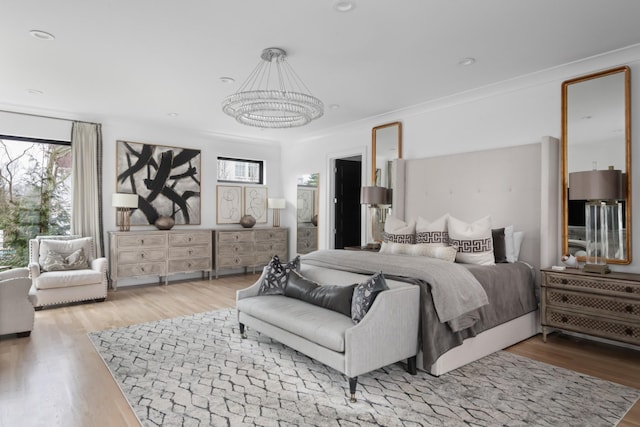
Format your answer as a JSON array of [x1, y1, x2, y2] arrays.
[[214, 228, 287, 278], [541, 268, 640, 346], [109, 229, 213, 290]]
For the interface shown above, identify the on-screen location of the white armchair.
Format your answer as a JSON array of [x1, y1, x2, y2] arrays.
[[0, 267, 34, 337], [28, 235, 108, 309]]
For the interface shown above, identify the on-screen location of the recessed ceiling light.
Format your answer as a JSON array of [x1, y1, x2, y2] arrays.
[[29, 30, 55, 40], [329, 104, 340, 110], [333, 1, 355, 12], [27, 89, 43, 95], [167, 112, 179, 117], [219, 77, 235, 84], [458, 57, 476, 66]]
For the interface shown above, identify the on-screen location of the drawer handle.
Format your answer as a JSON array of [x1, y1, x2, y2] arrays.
[[561, 279, 568, 285], [141, 267, 145, 272], [561, 296, 568, 303], [626, 305, 634, 313], [188, 237, 192, 242], [141, 253, 144, 259], [625, 328, 633, 336], [188, 250, 193, 255], [140, 239, 144, 245], [626, 286, 633, 293], [561, 316, 568, 323], [188, 263, 192, 268]]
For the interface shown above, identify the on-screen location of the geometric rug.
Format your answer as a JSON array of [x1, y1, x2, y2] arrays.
[[88, 308, 639, 427]]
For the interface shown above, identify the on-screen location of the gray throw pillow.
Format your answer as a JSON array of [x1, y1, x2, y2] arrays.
[[41, 248, 88, 272], [351, 271, 389, 323], [258, 255, 300, 295], [285, 270, 356, 317]]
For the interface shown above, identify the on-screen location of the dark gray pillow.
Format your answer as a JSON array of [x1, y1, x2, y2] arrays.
[[285, 270, 356, 317], [492, 228, 507, 263], [258, 255, 300, 295], [351, 271, 389, 323]]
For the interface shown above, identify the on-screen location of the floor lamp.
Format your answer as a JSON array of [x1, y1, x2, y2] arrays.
[[360, 186, 391, 246], [569, 168, 624, 274], [112, 193, 139, 232]]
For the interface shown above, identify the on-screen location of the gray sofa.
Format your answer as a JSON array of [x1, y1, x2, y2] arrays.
[[236, 264, 420, 402]]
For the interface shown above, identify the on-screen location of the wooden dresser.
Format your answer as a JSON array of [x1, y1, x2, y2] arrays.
[[296, 224, 318, 254], [541, 268, 640, 346], [109, 229, 213, 290], [214, 228, 287, 278]]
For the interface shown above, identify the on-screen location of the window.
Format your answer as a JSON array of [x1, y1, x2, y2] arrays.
[[0, 136, 72, 267], [217, 157, 264, 184]]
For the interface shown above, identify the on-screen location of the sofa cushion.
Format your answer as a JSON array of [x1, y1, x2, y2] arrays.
[[258, 255, 300, 295], [35, 269, 103, 290], [285, 270, 356, 317], [236, 295, 354, 352], [351, 271, 389, 323]]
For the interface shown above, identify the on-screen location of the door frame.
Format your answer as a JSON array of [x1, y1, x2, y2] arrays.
[[326, 146, 368, 249]]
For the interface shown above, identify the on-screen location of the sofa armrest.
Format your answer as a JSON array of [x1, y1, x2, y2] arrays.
[[236, 267, 268, 301], [27, 262, 41, 279], [91, 257, 108, 274], [344, 284, 420, 378]]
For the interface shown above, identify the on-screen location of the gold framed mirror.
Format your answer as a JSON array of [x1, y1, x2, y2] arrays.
[[561, 66, 631, 264], [372, 121, 402, 186]]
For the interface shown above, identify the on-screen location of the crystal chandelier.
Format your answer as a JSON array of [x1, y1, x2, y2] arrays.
[[222, 47, 324, 129]]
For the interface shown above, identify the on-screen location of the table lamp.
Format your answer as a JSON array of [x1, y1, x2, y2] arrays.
[[112, 193, 139, 232]]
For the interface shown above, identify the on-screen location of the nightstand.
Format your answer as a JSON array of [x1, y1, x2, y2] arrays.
[[541, 268, 640, 346]]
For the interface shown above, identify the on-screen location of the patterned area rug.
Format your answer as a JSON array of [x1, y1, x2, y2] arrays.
[[88, 308, 639, 427]]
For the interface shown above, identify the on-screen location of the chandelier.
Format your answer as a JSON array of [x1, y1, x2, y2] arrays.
[[222, 47, 324, 129]]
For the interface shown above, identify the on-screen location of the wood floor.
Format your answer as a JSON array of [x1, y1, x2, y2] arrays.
[[1, 274, 638, 427]]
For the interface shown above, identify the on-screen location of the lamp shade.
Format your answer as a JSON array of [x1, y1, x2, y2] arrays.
[[360, 186, 390, 205], [569, 170, 624, 201], [268, 198, 286, 209], [112, 193, 139, 208]]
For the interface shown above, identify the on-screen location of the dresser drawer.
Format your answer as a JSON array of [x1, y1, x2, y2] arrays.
[[218, 231, 254, 243], [217, 254, 256, 268], [255, 241, 287, 254], [297, 228, 317, 239], [168, 245, 209, 259], [117, 262, 166, 278], [169, 232, 210, 246], [544, 272, 640, 298], [544, 288, 640, 321], [254, 229, 287, 242], [117, 234, 167, 248], [117, 249, 166, 264], [544, 308, 640, 345], [217, 242, 254, 256], [168, 258, 211, 273]]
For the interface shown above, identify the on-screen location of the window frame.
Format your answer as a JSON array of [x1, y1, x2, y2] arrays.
[[217, 156, 265, 185]]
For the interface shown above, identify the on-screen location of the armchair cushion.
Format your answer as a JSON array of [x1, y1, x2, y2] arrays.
[[34, 269, 103, 290], [38, 238, 93, 268], [41, 248, 89, 272]]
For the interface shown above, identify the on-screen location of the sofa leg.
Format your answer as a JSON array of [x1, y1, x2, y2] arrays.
[[239, 323, 247, 339], [348, 377, 358, 403], [34, 306, 43, 311], [16, 331, 31, 338], [407, 355, 417, 375]]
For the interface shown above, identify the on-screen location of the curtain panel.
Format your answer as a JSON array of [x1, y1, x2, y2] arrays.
[[70, 122, 105, 257]]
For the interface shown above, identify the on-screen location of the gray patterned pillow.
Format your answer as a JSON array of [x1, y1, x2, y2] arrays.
[[351, 271, 389, 323], [258, 255, 300, 295], [41, 248, 88, 272]]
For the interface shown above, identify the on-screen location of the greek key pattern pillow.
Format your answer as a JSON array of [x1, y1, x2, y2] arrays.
[[416, 231, 449, 244]]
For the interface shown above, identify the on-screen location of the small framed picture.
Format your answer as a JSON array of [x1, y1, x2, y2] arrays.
[[244, 186, 268, 223], [216, 185, 243, 224]]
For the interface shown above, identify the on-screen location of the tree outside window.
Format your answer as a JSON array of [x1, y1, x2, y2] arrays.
[[0, 138, 72, 267]]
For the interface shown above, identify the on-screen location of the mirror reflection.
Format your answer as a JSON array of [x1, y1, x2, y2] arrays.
[[372, 122, 402, 188], [562, 66, 631, 264], [297, 173, 319, 254]]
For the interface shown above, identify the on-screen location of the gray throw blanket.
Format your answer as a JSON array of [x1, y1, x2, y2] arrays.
[[301, 250, 489, 331]]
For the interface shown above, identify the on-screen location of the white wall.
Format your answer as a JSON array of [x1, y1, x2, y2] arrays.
[[281, 44, 640, 273]]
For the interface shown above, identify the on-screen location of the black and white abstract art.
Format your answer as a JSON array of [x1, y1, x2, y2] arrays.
[[117, 140, 201, 226]]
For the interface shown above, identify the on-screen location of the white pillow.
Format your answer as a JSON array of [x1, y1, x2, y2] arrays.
[[416, 214, 449, 246], [380, 242, 457, 262], [383, 216, 416, 244], [448, 215, 495, 265], [504, 225, 525, 262], [38, 237, 93, 267]]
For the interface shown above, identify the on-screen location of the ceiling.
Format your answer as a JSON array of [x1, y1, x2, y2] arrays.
[[2, 0, 640, 143]]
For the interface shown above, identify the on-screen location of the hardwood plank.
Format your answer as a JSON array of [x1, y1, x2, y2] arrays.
[[1, 274, 637, 426]]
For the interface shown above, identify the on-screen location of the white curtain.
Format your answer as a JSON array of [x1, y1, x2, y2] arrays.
[[71, 122, 104, 257]]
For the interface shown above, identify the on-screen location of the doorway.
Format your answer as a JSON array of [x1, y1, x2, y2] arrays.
[[334, 157, 362, 249]]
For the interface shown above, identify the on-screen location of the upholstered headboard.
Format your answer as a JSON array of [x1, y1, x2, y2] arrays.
[[397, 137, 560, 269]]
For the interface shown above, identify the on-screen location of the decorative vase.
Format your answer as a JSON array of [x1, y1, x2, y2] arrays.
[[154, 215, 175, 230], [240, 215, 256, 228], [311, 214, 318, 226]]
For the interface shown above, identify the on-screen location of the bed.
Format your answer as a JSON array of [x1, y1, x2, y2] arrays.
[[317, 138, 560, 375]]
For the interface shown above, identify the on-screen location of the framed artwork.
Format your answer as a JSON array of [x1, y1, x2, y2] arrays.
[[297, 187, 315, 222], [116, 140, 201, 226], [244, 186, 268, 223], [217, 185, 243, 224]]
